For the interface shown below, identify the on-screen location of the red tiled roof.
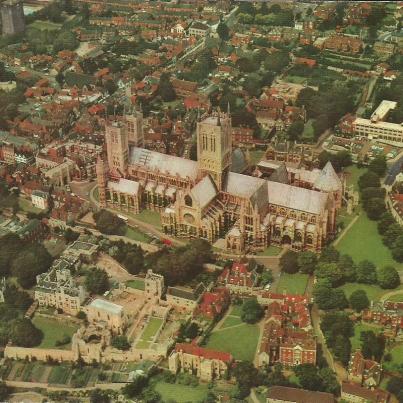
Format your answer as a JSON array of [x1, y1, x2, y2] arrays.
[[176, 343, 232, 362]]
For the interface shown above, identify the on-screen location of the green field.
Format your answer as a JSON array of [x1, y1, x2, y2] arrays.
[[258, 245, 282, 256], [276, 273, 309, 295], [339, 283, 403, 303], [125, 227, 151, 243], [383, 344, 403, 373], [205, 323, 260, 361], [126, 278, 145, 291], [48, 365, 72, 385], [29, 20, 62, 31], [134, 210, 161, 228], [386, 292, 403, 302], [32, 316, 79, 349], [344, 165, 366, 190], [350, 323, 382, 351], [336, 213, 403, 269], [154, 382, 208, 402], [19, 197, 43, 214], [301, 119, 315, 142], [220, 315, 243, 329], [136, 317, 163, 348]]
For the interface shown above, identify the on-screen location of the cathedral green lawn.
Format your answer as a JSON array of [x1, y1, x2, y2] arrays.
[[276, 273, 309, 295], [32, 316, 79, 349], [344, 165, 366, 190], [258, 245, 282, 256], [136, 317, 163, 349], [339, 283, 403, 303], [205, 323, 260, 361], [220, 315, 243, 329], [154, 382, 208, 402], [134, 210, 161, 228], [125, 227, 151, 243], [387, 292, 403, 302], [335, 213, 402, 270]]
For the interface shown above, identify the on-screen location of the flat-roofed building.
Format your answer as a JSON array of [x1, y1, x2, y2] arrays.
[[86, 298, 127, 334]]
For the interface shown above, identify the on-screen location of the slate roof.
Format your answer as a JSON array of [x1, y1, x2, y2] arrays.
[[269, 163, 289, 184], [168, 283, 205, 301]]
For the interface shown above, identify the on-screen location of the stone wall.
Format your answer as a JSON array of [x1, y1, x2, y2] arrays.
[[4, 346, 75, 362]]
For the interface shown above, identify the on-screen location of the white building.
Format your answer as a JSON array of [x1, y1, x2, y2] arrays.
[[31, 190, 49, 210]]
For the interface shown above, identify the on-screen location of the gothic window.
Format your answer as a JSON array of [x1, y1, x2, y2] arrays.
[[310, 216, 316, 224], [306, 235, 313, 245], [184, 195, 193, 207]]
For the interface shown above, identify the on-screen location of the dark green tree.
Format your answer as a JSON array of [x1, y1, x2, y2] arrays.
[[158, 73, 176, 102], [365, 197, 386, 220], [111, 335, 131, 350], [377, 266, 400, 289], [10, 318, 43, 347], [85, 268, 109, 295], [358, 171, 380, 190], [241, 299, 263, 324], [349, 289, 370, 312], [297, 251, 318, 275], [320, 245, 340, 264], [356, 260, 377, 284], [369, 155, 387, 177], [377, 212, 395, 235], [279, 250, 299, 274]]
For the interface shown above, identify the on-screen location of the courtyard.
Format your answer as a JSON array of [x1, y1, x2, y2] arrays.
[[275, 273, 309, 295], [136, 317, 164, 349]]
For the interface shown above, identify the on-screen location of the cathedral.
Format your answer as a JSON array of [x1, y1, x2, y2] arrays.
[[96, 109, 342, 253]]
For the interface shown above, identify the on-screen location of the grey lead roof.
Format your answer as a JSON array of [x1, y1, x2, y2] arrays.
[[313, 162, 342, 192], [191, 175, 218, 208], [129, 147, 198, 180]]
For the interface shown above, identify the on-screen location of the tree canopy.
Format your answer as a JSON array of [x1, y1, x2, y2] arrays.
[[85, 268, 109, 295], [241, 298, 264, 324]]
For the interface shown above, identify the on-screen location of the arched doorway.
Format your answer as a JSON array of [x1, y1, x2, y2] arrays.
[[282, 235, 292, 245]]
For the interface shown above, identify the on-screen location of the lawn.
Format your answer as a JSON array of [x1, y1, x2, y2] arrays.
[[205, 323, 260, 361], [258, 245, 282, 256], [386, 292, 403, 302], [29, 20, 62, 31], [126, 278, 145, 291], [344, 165, 366, 190], [154, 382, 208, 403], [220, 315, 243, 329], [136, 317, 163, 348], [125, 226, 151, 243], [18, 197, 42, 214], [301, 119, 315, 142], [276, 273, 309, 295], [336, 207, 357, 228], [383, 344, 403, 372], [339, 283, 403, 303], [350, 323, 382, 351], [336, 213, 403, 269], [285, 75, 307, 84], [229, 304, 243, 317], [32, 316, 79, 349], [134, 210, 161, 228]]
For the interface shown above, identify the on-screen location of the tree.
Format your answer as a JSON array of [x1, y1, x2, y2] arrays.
[[386, 377, 403, 398], [365, 197, 386, 220], [356, 260, 377, 284], [334, 334, 351, 366], [338, 254, 356, 282], [236, 57, 260, 73], [369, 155, 387, 177], [377, 212, 395, 235], [3, 285, 32, 310], [112, 335, 131, 350], [158, 73, 176, 102], [85, 268, 109, 295], [279, 250, 299, 274], [90, 389, 110, 403], [377, 266, 400, 289], [231, 361, 263, 398], [0, 382, 10, 402], [10, 319, 43, 347], [53, 31, 78, 52], [320, 245, 340, 264], [94, 210, 126, 236], [294, 364, 322, 391], [313, 280, 348, 310], [315, 263, 344, 287], [361, 330, 385, 362], [123, 376, 148, 398], [349, 289, 370, 312], [297, 251, 317, 275], [241, 299, 263, 324], [286, 120, 304, 141], [383, 224, 403, 248], [64, 228, 80, 243], [264, 51, 290, 73], [104, 79, 117, 95], [217, 20, 230, 55], [142, 388, 161, 403], [392, 235, 403, 263], [361, 187, 386, 207], [358, 171, 380, 190]]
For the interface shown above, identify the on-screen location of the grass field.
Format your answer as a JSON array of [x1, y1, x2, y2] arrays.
[[350, 323, 382, 351], [258, 245, 282, 256], [205, 323, 260, 361], [339, 283, 403, 303], [301, 119, 315, 142], [154, 382, 208, 402], [336, 213, 403, 269], [383, 344, 403, 373], [134, 210, 161, 228], [32, 316, 79, 349], [276, 273, 309, 295], [386, 292, 403, 302], [19, 197, 42, 214], [344, 165, 366, 190], [136, 317, 163, 348], [126, 278, 145, 291], [125, 227, 151, 243], [220, 315, 243, 329], [29, 20, 62, 31]]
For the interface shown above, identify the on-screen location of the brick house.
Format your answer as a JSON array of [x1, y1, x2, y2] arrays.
[[194, 288, 230, 320], [348, 350, 382, 387]]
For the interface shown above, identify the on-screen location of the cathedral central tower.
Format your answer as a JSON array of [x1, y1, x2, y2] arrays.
[[197, 110, 232, 191]]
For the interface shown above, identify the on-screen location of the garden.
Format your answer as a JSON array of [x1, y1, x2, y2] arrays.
[[136, 317, 164, 349], [275, 273, 309, 295]]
